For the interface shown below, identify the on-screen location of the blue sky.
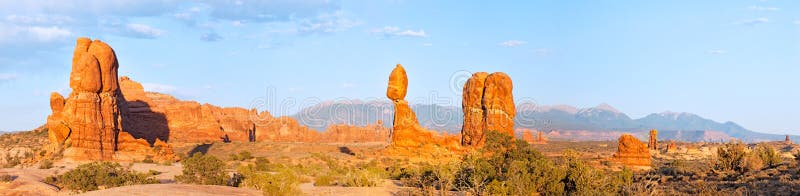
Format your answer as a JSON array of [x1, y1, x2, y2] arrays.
[[0, 0, 798, 134]]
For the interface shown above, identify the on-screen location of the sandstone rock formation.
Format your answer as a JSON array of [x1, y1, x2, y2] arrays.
[[461, 72, 488, 146], [119, 77, 389, 144], [786, 135, 792, 144], [47, 38, 174, 161], [648, 129, 658, 150], [521, 129, 547, 145], [386, 64, 434, 148], [461, 72, 515, 146], [612, 134, 651, 167], [666, 140, 677, 153]]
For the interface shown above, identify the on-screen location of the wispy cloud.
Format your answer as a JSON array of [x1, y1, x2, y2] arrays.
[[142, 83, 177, 93], [794, 20, 800, 25], [201, 32, 222, 42], [422, 43, 433, 47], [341, 82, 355, 88], [0, 73, 19, 83], [748, 6, 779, 11], [296, 11, 361, 34], [123, 23, 164, 39], [737, 17, 769, 26], [499, 40, 526, 47], [707, 50, 727, 55], [371, 26, 428, 38]]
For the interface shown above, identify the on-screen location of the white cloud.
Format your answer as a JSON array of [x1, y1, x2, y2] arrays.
[[28, 26, 71, 42], [748, 6, 779, 11], [124, 23, 164, 38], [707, 50, 727, 55], [371, 26, 428, 38], [422, 43, 433, 47], [142, 83, 177, 93], [794, 20, 800, 25], [737, 17, 769, 26], [201, 0, 338, 23], [500, 40, 526, 47], [297, 11, 361, 34], [0, 73, 19, 82]]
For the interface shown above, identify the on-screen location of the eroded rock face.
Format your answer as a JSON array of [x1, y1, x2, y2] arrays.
[[613, 134, 651, 167], [47, 37, 174, 162], [119, 77, 388, 144], [461, 72, 515, 146], [461, 72, 488, 146], [648, 129, 658, 150]]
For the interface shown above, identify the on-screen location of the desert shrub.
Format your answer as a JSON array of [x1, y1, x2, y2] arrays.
[[238, 164, 301, 196], [175, 153, 226, 185], [742, 153, 764, 172], [339, 167, 383, 187], [716, 141, 749, 173], [39, 159, 53, 169], [314, 173, 336, 186], [661, 159, 690, 176], [142, 155, 154, 164], [451, 131, 567, 196], [45, 162, 157, 193], [254, 157, 270, 171], [230, 151, 254, 161], [754, 143, 781, 168], [3, 155, 20, 168]]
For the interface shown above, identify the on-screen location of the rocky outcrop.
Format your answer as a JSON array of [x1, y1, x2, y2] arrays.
[[648, 129, 658, 150], [461, 72, 488, 146], [47, 38, 174, 161], [612, 134, 651, 167], [521, 129, 547, 145], [666, 140, 676, 153], [461, 72, 515, 146], [786, 135, 792, 144], [119, 77, 389, 144]]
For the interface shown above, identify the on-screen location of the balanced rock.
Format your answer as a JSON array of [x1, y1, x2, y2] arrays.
[[386, 64, 408, 101], [461, 72, 515, 146], [386, 65, 433, 147], [612, 134, 651, 167]]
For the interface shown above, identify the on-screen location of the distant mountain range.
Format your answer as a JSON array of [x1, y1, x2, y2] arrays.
[[291, 100, 794, 142]]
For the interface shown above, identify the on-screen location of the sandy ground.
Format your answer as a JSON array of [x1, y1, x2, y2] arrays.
[[1, 161, 407, 196]]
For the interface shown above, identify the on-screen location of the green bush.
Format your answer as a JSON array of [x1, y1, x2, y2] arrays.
[[754, 143, 781, 168], [449, 131, 568, 196], [39, 159, 53, 169], [45, 162, 157, 193], [230, 151, 254, 161], [175, 153, 226, 185], [238, 164, 301, 196], [715, 141, 749, 173]]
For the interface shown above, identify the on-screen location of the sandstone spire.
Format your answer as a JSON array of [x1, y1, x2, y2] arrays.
[[648, 129, 658, 150]]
